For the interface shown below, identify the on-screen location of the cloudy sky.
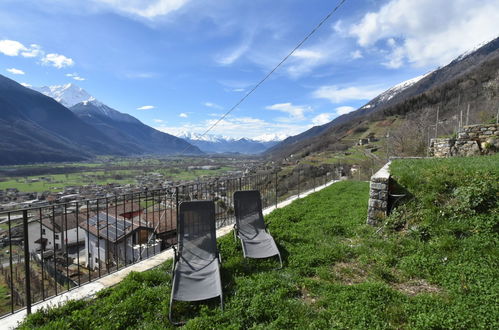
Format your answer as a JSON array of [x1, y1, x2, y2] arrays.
[[1, 0, 498, 139]]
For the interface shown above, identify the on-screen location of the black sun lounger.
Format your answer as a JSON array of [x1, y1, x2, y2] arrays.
[[169, 201, 223, 324], [233, 190, 282, 268]]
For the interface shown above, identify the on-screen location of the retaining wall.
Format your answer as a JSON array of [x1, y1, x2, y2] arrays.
[[367, 162, 390, 226], [429, 123, 499, 157]]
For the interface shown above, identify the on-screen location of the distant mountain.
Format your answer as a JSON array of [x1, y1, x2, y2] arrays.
[[0, 77, 202, 165], [32, 83, 94, 108], [267, 36, 499, 159], [71, 101, 203, 155], [178, 132, 283, 154], [0, 75, 129, 165]]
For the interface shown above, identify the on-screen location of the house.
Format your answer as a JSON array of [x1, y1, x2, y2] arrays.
[[358, 138, 369, 146], [27, 212, 87, 253], [106, 201, 143, 219], [79, 212, 160, 269], [142, 209, 177, 248]]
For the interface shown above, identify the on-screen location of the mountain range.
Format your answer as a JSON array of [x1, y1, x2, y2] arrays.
[[177, 132, 283, 154], [2, 36, 497, 165], [267, 36, 499, 159], [0, 78, 202, 165]]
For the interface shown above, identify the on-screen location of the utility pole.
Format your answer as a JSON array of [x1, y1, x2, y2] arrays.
[[385, 129, 390, 162], [496, 106, 499, 124], [466, 104, 470, 126], [457, 94, 461, 130], [435, 106, 439, 138]]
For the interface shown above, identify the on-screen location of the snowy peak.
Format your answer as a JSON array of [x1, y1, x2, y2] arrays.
[[177, 132, 285, 154], [32, 83, 95, 108], [378, 72, 431, 103], [253, 133, 288, 142], [361, 71, 432, 110], [178, 132, 286, 143], [177, 132, 234, 142]]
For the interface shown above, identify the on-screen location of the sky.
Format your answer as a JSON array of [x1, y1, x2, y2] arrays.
[[1, 0, 498, 140]]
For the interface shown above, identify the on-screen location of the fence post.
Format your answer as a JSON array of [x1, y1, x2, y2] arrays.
[[238, 177, 242, 191], [22, 210, 31, 314], [175, 186, 179, 223]]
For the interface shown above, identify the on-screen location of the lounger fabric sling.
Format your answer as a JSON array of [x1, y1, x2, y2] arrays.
[[169, 201, 223, 323], [233, 190, 282, 267]]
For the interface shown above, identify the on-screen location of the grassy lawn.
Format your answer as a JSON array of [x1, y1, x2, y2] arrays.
[[19, 155, 499, 328]]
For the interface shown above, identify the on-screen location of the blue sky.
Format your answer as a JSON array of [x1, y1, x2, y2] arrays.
[[1, 0, 498, 139]]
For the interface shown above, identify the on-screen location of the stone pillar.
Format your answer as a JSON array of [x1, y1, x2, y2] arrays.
[[367, 162, 390, 226]]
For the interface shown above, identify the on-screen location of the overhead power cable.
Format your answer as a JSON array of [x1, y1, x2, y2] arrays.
[[181, 0, 348, 154]]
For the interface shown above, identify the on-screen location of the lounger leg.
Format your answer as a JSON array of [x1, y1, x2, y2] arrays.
[[276, 252, 283, 270], [169, 274, 184, 326], [168, 295, 175, 324]]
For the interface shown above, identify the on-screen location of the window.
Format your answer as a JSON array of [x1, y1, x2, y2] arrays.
[[95, 258, 99, 263], [55, 244, 59, 249], [42, 229, 46, 235], [54, 234, 59, 239]]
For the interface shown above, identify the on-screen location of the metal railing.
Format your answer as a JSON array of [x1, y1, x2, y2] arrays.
[[0, 169, 336, 318]]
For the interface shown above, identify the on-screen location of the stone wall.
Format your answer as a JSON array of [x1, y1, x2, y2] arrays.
[[429, 123, 499, 157], [367, 162, 390, 226]]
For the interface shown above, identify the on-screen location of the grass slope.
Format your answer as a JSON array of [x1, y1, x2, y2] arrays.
[[19, 157, 499, 328]]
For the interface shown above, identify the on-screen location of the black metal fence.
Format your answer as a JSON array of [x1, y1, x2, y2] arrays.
[[0, 170, 336, 318]]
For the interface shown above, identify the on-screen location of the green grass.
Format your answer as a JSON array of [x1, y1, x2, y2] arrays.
[[19, 156, 499, 328]]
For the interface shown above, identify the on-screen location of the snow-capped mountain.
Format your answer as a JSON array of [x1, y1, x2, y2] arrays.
[[178, 132, 284, 154], [30, 83, 202, 155], [253, 133, 289, 142], [178, 132, 235, 143], [361, 72, 432, 110], [31, 83, 95, 108]]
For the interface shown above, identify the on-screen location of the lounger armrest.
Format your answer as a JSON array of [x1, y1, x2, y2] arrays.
[[217, 250, 222, 264]]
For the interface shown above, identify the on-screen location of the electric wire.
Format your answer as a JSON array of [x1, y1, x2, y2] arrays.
[[181, 0, 348, 154]]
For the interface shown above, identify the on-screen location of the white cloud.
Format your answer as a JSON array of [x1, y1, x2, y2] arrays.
[[313, 85, 384, 103], [66, 73, 85, 81], [137, 105, 155, 110], [286, 48, 330, 78], [155, 115, 311, 139], [335, 106, 356, 115], [311, 113, 334, 126], [20, 82, 32, 87], [179, 113, 188, 118], [351, 50, 363, 59], [153, 119, 164, 123], [6, 68, 25, 75], [216, 38, 252, 65], [0, 40, 26, 56], [21, 44, 43, 58], [291, 49, 323, 60], [349, 0, 499, 67], [265, 102, 311, 121], [42, 53, 74, 68], [93, 0, 189, 19], [203, 102, 223, 110]]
